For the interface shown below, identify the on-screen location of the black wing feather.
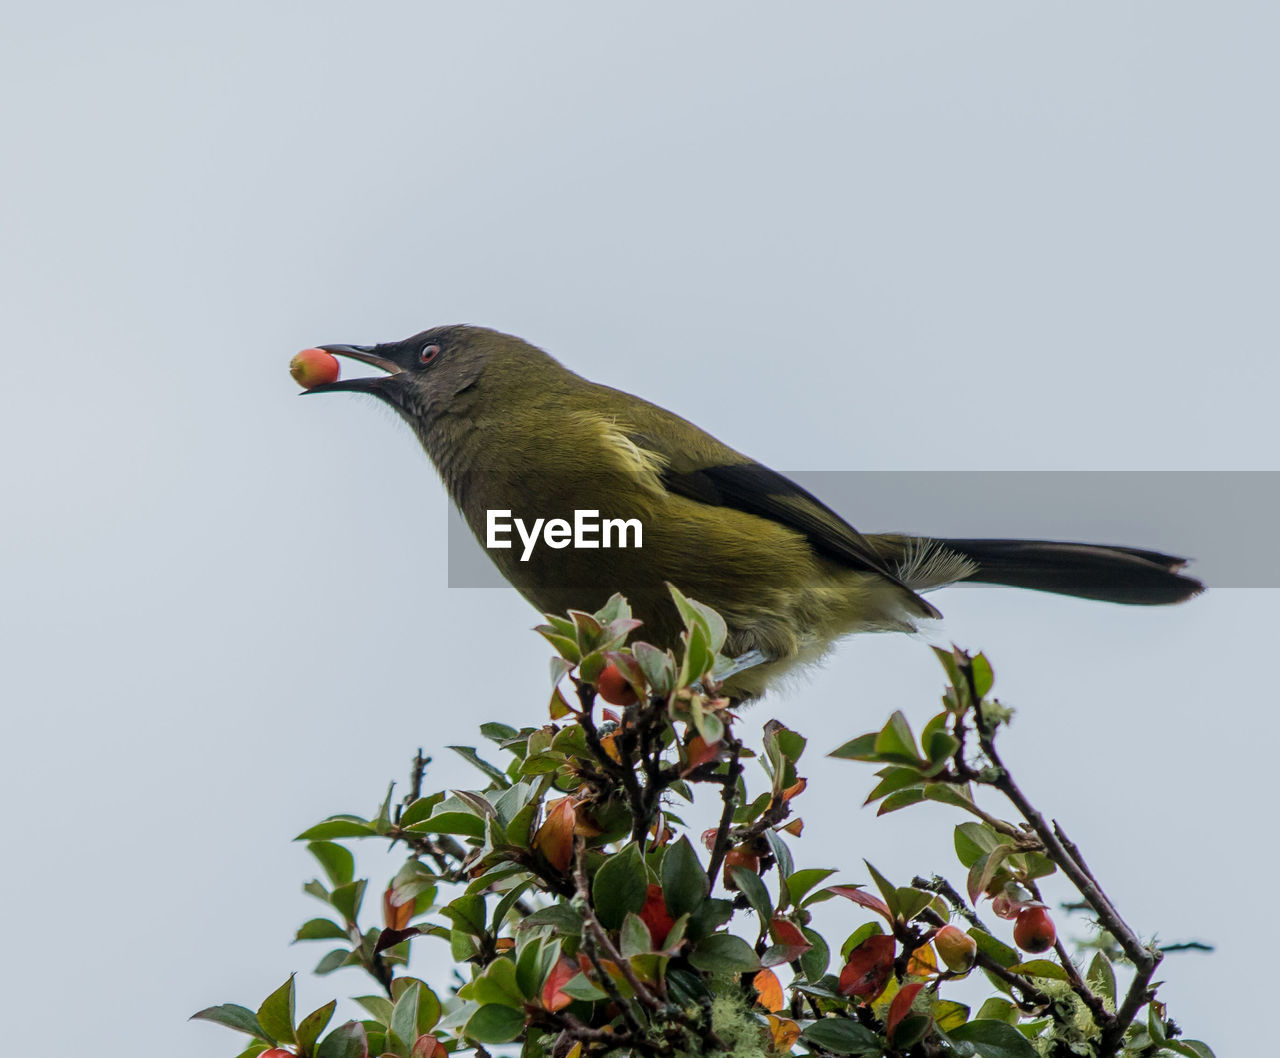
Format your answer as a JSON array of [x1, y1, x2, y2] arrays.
[[661, 462, 903, 583]]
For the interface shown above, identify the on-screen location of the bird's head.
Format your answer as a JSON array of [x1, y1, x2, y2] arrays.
[[303, 324, 571, 420]]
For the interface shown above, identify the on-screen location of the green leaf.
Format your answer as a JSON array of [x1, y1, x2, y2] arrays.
[[730, 866, 773, 921], [864, 766, 928, 805], [442, 893, 487, 936], [828, 732, 878, 760], [873, 711, 924, 764], [1163, 1042, 1216, 1058], [923, 783, 979, 811], [307, 842, 355, 887], [801, 1018, 882, 1055], [975, 997, 1018, 1024], [785, 868, 836, 908], [765, 829, 794, 879], [947, 1018, 1038, 1057], [407, 810, 487, 838], [296, 918, 349, 942], [685, 897, 734, 942], [1087, 951, 1116, 1004], [330, 880, 367, 924], [315, 1021, 368, 1058], [490, 880, 535, 934], [969, 927, 1018, 968], [689, 932, 761, 973], [314, 948, 351, 975], [967, 845, 1014, 904], [295, 1000, 336, 1057], [535, 625, 581, 663], [970, 653, 994, 698], [481, 721, 519, 744], [892, 887, 934, 923], [592, 843, 649, 930], [257, 975, 296, 1045], [925, 730, 960, 764], [448, 745, 511, 786], [190, 1004, 272, 1043], [464, 1003, 525, 1044], [397, 793, 446, 828], [619, 912, 654, 958], [296, 817, 377, 841], [353, 995, 394, 1024], [469, 957, 525, 1008], [450, 929, 479, 962], [863, 861, 900, 919], [934, 999, 970, 1032], [388, 980, 428, 1052], [799, 927, 829, 981], [876, 787, 926, 815], [661, 837, 709, 918], [1008, 959, 1069, 981], [515, 903, 583, 935], [634, 641, 676, 696], [954, 821, 1006, 867], [560, 973, 608, 1002]]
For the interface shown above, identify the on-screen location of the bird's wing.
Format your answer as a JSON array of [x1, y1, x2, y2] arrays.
[[657, 458, 904, 582], [595, 395, 899, 580]]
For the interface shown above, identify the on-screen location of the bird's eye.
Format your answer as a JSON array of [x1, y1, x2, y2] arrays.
[[419, 344, 441, 365]]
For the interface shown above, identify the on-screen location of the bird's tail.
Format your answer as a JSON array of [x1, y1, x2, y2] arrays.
[[879, 535, 1203, 606]]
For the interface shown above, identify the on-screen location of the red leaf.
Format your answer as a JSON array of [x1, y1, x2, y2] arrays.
[[887, 982, 925, 1038], [638, 884, 676, 947], [838, 934, 896, 1000], [766, 916, 813, 963], [541, 956, 578, 1012], [828, 885, 893, 922], [682, 735, 722, 774]]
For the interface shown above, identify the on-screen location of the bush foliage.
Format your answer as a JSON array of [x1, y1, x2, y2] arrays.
[[195, 588, 1213, 1058]]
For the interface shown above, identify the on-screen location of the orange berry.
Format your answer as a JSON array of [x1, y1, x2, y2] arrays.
[[723, 846, 760, 888], [290, 348, 340, 388], [934, 924, 977, 972]]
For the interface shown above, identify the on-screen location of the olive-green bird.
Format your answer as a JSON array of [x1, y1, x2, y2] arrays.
[[304, 325, 1201, 699]]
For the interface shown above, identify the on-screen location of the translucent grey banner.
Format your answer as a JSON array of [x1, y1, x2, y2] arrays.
[[446, 471, 1278, 589]]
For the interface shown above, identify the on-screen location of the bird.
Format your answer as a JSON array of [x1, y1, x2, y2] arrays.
[[301, 324, 1201, 699]]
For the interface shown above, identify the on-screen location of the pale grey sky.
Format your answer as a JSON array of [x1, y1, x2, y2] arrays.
[[2, 4, 1275, 1055]]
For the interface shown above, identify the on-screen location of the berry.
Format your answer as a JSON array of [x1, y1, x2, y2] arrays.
[[1013, 907, 1056, 953], [596, 664, 638, 706], [723, 845, 760, 888], [290, 348, 340, 388], [933, 924, 978, 972]]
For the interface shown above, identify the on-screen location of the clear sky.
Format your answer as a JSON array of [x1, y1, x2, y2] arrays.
[[2, 4, 1274, 1055]]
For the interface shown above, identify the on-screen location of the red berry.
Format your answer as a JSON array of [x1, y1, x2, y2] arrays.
[[260, 1051, 294, 1058], [1013, 907, 1057, 953], [596, 664, 638, 706], [290, 348, 340, 388]]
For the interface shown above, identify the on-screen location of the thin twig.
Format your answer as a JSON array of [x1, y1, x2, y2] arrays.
[[960, 661, 1161, 1053], [705, 739, 743, 889]]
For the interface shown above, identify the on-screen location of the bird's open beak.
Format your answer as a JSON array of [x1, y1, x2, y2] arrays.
[[301, 344, 403, 395]]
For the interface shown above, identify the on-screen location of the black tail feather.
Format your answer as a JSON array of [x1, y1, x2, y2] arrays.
[[938, 538, 1204, 606]]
